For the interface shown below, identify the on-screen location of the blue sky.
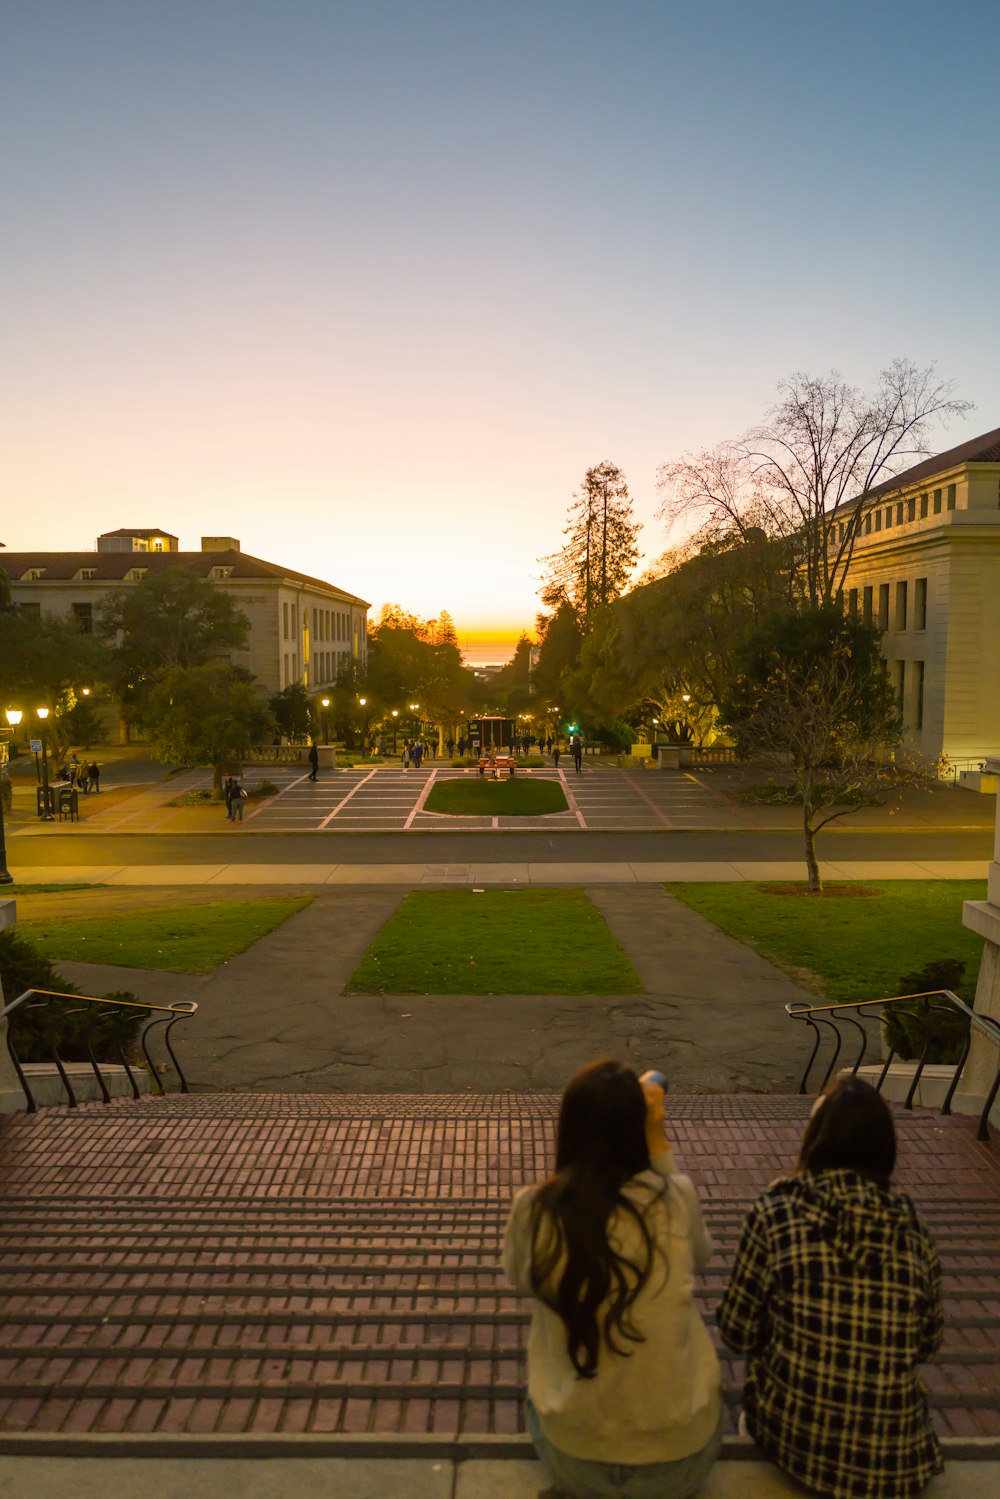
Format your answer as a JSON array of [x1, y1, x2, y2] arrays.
[[3, 1, 999, 655]]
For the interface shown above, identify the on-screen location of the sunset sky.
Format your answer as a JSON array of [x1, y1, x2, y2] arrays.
[[3, 1, 1000, 662]]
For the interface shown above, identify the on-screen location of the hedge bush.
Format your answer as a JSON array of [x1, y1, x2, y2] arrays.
[[0, 928, 146, 1062]]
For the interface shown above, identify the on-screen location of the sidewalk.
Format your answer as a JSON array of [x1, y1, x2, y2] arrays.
[[6, 857, 990, 885]]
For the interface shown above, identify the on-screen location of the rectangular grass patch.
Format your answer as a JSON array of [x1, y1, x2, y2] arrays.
[[19, 897, 313, 974], [664, 881, 987, 1003], [348, 888, 642, 994], [424, 778, 567, 815]]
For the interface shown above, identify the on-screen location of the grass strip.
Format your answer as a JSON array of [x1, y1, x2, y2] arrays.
[[424, 778, 567, 815], [664, 881, 986, 1003], [19, 896, 312, 974], [348, 888, 641, 994]]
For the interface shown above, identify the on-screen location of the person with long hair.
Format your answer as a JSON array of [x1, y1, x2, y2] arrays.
[[503, 1059, 722, 1499], [718, 1077, 944, 1499]]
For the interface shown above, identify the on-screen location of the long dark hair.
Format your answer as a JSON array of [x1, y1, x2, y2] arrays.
[[798, 1076, 897, 1187], [530, 1060, 664, 1378]]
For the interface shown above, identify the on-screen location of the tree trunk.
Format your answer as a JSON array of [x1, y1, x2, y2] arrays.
[[803, 802, 822, 893]]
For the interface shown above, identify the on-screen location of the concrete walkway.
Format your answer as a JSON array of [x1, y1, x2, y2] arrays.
[[8, 857, 990, 885], [1, 1453, 997, 1498], [52, 886, 830, 1094]]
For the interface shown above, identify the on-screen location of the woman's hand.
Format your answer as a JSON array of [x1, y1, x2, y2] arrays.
[[641, 1073, 668, 1156]]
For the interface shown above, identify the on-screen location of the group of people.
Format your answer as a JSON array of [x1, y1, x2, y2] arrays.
[[401, 739, 430, 767], [57, 754, 100, 793], [505, 1062, 943, 1499]]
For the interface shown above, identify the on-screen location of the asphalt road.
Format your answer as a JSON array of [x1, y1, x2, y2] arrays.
[[12, 825, 995, 867]]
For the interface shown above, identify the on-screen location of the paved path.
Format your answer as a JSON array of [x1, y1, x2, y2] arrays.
[[11, 856, 989, 885], [53, 886, 828, 1095]]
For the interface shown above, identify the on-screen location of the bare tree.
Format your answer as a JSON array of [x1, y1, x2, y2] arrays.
[[658, 361, 972, 605]]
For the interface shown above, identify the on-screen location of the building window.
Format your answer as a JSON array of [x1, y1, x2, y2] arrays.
[[896, 660, 906, 707], [283, 602, 289, 639], [864, 513, 872, 535], [79, 568, 96, 581], [875, 511, 882, 532], [878, 583, 889, 630], [885, 506, 892, 528], [947, 483, 956, 510], [896, 502, 904, 525], [920, 493, 929, 518], [895, 581, 907, 630], [863, 586, 873, 621], [18, 601, 40, 619], [848, 588, 859, 615], [914, 577, 927, 630], [915, 661, 925, 730], [907, 497, 916, 522], [126, 568, 147, 581], [72, 602, 94, 634], [26, 568, 43, 580], [933, 488, 942, 514]]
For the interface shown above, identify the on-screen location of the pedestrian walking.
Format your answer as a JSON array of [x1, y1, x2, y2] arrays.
[[223, 775, 236, 822], [552, 745, 561, 769], [88, 761, 100, 793], [412, 741, 423, 768], [402, 742, 410, 768], [308, 742, 319, 781], [572, 736, 583, 773], [446, 738, 455, 758]]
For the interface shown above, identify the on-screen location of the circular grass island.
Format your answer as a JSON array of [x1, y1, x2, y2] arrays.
[[423, 777, 568, 816]]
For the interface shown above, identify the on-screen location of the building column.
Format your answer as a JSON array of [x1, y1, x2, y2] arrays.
[[960, 756, 1000, 1110]]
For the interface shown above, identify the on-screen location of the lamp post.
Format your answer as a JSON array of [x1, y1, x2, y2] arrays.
[[358, 697, 368, 750], [391, 709, 399, 753], [0, 709, 21, 884], [36, 708, 54, 821], [320, 697, 330, 744]]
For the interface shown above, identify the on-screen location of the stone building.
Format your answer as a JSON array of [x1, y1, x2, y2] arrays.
[[3, 528, 369, 695], [836, 426, 1000, 767]]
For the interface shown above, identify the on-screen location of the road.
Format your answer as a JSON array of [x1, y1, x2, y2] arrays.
[[9, 825, 994, 868]]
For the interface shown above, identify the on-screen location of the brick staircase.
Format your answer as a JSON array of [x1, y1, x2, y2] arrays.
[[0, 1092, 997, 1456]]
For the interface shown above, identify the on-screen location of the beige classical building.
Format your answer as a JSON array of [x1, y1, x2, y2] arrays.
[[836, 427, 1000, 767], [3, 528, 369, 695]]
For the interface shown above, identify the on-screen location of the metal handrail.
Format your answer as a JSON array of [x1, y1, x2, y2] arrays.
[[786, 989, 1000, 1142], [1, 987, 198, 1113]]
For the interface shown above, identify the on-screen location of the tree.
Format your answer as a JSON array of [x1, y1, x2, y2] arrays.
[[366, 604, 477, 749], [269, 683, 314, 742], [530, 600, 583, 718], [541, 462, 641, 633], [567, 529, 791, 745], [99, 570, 251, 733], [720, 605, 930, 892], [144, 663, 275, 795], [658, 362, 971, 606], [0, 610, 108, 755]]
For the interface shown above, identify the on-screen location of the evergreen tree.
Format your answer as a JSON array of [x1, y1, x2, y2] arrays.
[[540, 462, 641, 633]]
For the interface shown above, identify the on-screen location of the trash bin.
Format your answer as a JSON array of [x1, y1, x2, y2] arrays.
[[36, 785, 57, 816], [57, 787, 79, 822]]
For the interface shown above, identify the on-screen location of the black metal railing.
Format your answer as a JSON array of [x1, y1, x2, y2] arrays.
[[786, 990, 1000, 1142], [1, 987, 198, 1113]]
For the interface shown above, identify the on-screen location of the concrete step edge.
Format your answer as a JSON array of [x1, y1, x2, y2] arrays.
[[0, 1432, 998, 1461]]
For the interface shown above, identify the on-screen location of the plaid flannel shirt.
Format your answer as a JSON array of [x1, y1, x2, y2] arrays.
[[717, 1168, 943, 1499]]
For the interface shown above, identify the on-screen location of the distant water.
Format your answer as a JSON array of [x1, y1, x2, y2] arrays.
[[460, 642, 517, 667]]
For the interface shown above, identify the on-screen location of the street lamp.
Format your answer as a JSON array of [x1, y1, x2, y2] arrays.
[[0, 709, 22, 885], [391, 708, 399, 753], [35, 707, 54, 821], [320, 697, 330, 744]]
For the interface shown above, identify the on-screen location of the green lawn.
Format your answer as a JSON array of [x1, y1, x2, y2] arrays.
[[424, 778, 567, 816], [348, 888, 641, 994], [665, 881, 986, 1003], [20, 897, 313, 974]]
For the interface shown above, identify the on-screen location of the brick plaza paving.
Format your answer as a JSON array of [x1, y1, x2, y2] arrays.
[[0, 1090, 996, 1450]]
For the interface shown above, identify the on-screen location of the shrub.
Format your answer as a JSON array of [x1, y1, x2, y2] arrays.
[[882, 958, 970, 1065], [0, 927, 147, 1063]]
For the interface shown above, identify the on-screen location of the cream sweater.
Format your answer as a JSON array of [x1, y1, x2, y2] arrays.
[[502, 1148, 721, 1465]]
